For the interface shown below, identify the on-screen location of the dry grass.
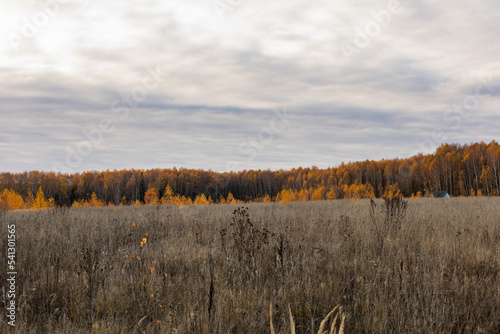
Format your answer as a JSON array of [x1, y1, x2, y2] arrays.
[[0, 198, 499, 333], [269, 303, 344, 334]]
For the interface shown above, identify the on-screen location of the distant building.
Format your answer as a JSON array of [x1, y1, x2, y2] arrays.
[[425, 191, 450, 198]]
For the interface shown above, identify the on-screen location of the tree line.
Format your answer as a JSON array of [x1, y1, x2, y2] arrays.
[[1, 141, 499, 210]]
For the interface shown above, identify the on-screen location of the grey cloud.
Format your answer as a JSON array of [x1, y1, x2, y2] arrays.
[[1, 0, 499, 172]]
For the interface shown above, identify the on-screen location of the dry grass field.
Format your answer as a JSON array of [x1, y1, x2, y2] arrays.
[[1, 198, 499, 333]]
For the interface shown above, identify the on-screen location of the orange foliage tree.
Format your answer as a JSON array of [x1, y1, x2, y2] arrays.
[[25, 190, 35, 209], [226, 192, 242, 204], [326, 186, 337, 200], [278, 189, 298, 203], [0, 189, 24, 210], [89, 193, 105, 207], [72, 192, 104, 208], [33, 187, 48, 209], [161, 185, 175, 204], [383, 183, 402, 199], [311, 186, 324, 201], [343, 181, 375, 199], [144, 186, 160, 205], [194, 194, 211, 205], [2, 141, 500, 207]]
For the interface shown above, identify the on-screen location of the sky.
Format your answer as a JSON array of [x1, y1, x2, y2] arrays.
[[1, 0, 499, 173]]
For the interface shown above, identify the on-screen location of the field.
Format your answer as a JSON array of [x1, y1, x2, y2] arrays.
[[1, 198, 499, 333]]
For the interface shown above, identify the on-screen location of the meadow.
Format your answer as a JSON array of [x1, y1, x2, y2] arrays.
[[0, 198, 499, 333]]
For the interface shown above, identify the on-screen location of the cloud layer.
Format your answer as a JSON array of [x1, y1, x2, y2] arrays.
[[1, 0, 499, 173]]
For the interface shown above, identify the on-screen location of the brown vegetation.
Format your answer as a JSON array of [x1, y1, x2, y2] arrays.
[[1, 198, 499, 333]]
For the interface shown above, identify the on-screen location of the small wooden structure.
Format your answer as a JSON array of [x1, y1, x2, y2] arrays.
[[425, 190, 450, 198]]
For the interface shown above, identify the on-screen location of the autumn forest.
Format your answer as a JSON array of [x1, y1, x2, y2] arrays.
[[1, 141, 500, 211]]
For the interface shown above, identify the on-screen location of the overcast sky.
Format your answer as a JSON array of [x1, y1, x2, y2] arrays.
[[1, 0, 499, 173]]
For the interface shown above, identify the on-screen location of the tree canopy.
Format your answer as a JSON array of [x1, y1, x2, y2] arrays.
[[1, 141, 499, 210]]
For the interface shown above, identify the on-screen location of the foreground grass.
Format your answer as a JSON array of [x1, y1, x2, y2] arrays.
[[0, 198, 499, 333]]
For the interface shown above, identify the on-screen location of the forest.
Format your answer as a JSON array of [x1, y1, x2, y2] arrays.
[[1, 141, 499, 210]]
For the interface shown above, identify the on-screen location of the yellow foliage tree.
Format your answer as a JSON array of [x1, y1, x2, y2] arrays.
[[226, 192, 238, 204], [168, 193, 192, 205], [298, 188, 310, 201], [194, 193, 211, 205], [0, 189, 25, 211], [71, 200, 85, 208], [47, 198, 56, 208], [161, 185, 175, 204], [383, 183, 402, 199], [24, 190, 35, 209], [343, 182, 375, 199], [33, 187, 48, 209], [364, 183, 376, 198], [89, 193, 104, 207], [144, 186, 160, 205], [278, 189, 297, 203], [179, 196, 193, 205], [311, 187, 324, 201], [326, 187, 337, 200], [410, 191, 423, 200], [71, 193, 104, 208]]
